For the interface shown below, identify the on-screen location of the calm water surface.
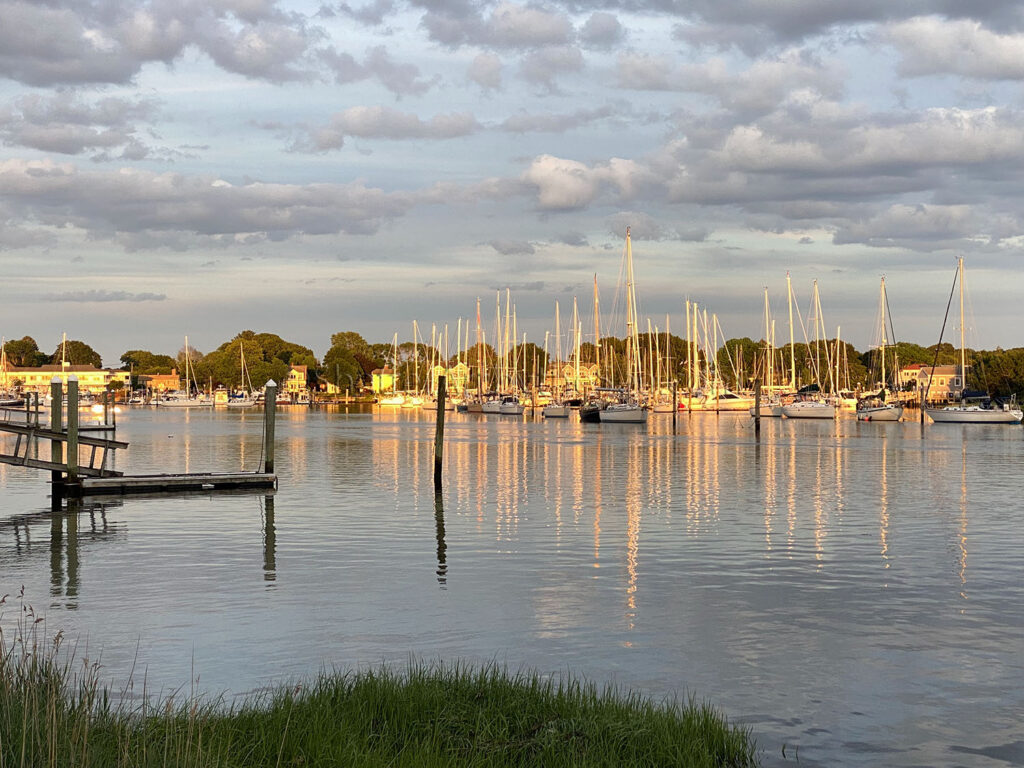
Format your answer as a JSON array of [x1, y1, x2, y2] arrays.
[[2, 407, 1023, 766]]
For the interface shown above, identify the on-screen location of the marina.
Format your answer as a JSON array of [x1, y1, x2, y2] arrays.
[[3, 405, 1023, 766]]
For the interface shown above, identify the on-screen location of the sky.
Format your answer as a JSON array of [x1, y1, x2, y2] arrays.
[[2, 0, 1024, 366]]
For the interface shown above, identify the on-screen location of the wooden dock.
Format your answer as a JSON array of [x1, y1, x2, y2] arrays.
[[1, 375, 281, 499], [79, 472, 277, 496]]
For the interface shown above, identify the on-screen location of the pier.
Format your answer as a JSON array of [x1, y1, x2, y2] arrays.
[[0, 375, 278, 497]]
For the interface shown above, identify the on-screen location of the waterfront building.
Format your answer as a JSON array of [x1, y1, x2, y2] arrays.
[[0, 363, 130, 395], [430, 362, 469, 395], [899, 363, 967, 403], [284, 365, 309, 398], [372, 367, 395, 393], [138, 371, 182, 392]]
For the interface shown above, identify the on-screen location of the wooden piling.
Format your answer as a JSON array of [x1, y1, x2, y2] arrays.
[[754, 378, 761, 437], [434, 375, 446, 490], [66, 376, 79, 484], [263, 380, 277, 475], [50, 377, 63, 490], [104, 391, 110, 426]]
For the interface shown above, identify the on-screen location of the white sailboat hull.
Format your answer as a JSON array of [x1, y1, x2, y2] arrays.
[[856, 405, 903, 421], [542, 404, 570, 418], [226, 398, 257, 409], [481, 401, 502, 414], [749, 404, 783, 417], [782, 401, 835, 419], [499, 403, 525, 415], [927, 406, 1023, 424], [156, 398, 213, 408], [600, 404, 647, 423]]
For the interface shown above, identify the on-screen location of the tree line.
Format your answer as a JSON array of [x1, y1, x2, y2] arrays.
[[5, 332, 1024, 398]]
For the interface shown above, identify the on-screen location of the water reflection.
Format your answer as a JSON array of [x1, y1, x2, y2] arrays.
[[434, 491, 447, 587], [262, 495, 276, 584]]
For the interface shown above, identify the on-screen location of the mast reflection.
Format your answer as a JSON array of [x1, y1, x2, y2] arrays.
[[262, 495, 276, 583]]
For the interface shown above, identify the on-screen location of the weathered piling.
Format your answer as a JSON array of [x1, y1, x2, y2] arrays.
[[263, 380, 277, 474], [66, 376, 79, 484], [434, 375, 446, 490], [50, 377, 63, 490], [754, 379, 761, 437]]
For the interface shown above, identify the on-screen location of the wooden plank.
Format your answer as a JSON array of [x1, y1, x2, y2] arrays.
[[78, 472, 277, 496], [0, 454, 122, 477], [0, 423, 128, 450]]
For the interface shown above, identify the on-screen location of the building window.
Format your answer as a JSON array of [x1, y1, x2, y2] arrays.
[[951, 377, 960, 387]]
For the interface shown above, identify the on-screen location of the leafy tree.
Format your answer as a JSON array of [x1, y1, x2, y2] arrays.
[[120, 350, 177, 374], [3, 336, 48, 367], [51, 339, 102, 368], [323, 346, 363, 391]]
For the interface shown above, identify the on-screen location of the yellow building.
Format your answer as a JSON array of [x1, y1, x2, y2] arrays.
[[430, 362, 469, 394], [284, 365, 309, 396], [139, 372, 182, 392], [0, 364, 130, 395], [372, 367, 395, 393]]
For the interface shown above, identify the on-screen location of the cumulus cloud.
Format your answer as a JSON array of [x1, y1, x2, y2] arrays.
[[0, 0, 325, 86], [0, 92, 159, 157], [832, 204, 989, 250], [335, 0, 395, 26], [292, 106, 480, 151], [419, 1, 573, 50], [43, 290, 168, 302], [521, 154, 650, 210], [520, 45, 584, 91], [468, 52, 503, 90], [320, 45, 436, 96], [607, 211, 709, 242], [883, 16, 1024, 80], [616, 49, 841, 116], [580, 12, 625, 49]]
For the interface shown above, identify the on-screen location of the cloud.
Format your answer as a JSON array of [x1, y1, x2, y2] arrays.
[[0, 0, 326, 86], [488, 239, 535, 255], [555, 232, 589, 246], [519, 45, 584, 91], [883, 16, 1024, 80], [499, 106, 615, 133], [292, 106, 480, 151], [43, 289, 168, 302], [832, 204, 989, 250], [468, 52, 503, 90], [335, 0, 395, 26], [320, 45, 436, 96], [579, 12, 625, 50], [606, 211, 709, 242], [0, 92, 159, 157], [521, 154, 651, 210], [616, 49, 841, 116], [419, 1, 573, 50], [0, 158, 426, 243]]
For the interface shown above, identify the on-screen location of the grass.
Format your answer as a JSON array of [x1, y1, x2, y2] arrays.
[[1, 592, 758, 767]]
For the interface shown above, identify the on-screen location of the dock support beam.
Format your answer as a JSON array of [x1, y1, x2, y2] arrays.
[[50, 377, 63, 493], [66, 376, 79, 485], [264, 380, 277, 475], [434, 375, 446, 490]]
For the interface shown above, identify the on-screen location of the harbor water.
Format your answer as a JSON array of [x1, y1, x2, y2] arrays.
[[2, 407, 1023, 766]]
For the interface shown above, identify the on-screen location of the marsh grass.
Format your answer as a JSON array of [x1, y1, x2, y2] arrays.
[[1, 591, 757, 767]]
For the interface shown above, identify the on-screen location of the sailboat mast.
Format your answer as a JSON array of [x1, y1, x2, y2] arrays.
[[593, 275, 601, 387], [787, 272, 796, 389], [880, 278, 887, 390], [959, 257, 966, 388]]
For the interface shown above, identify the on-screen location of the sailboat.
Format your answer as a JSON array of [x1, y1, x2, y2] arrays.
[[857, 278, 903, 421], [926, 258, 1022, 424], [157, 336, 213, 408], [600, 227, 647, 423], [543, 301, 570, 418], [227, 342, 257, 408], [781, 280, 835, 419]]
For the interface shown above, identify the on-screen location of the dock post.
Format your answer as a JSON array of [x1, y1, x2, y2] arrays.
[[66, 376, 79, 486], [263, 380, 277, 474], [50, 377, 63, 494], [103, 390, 110, 426], [434, 375, 446, 490], [754, 379, 761, 438]]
